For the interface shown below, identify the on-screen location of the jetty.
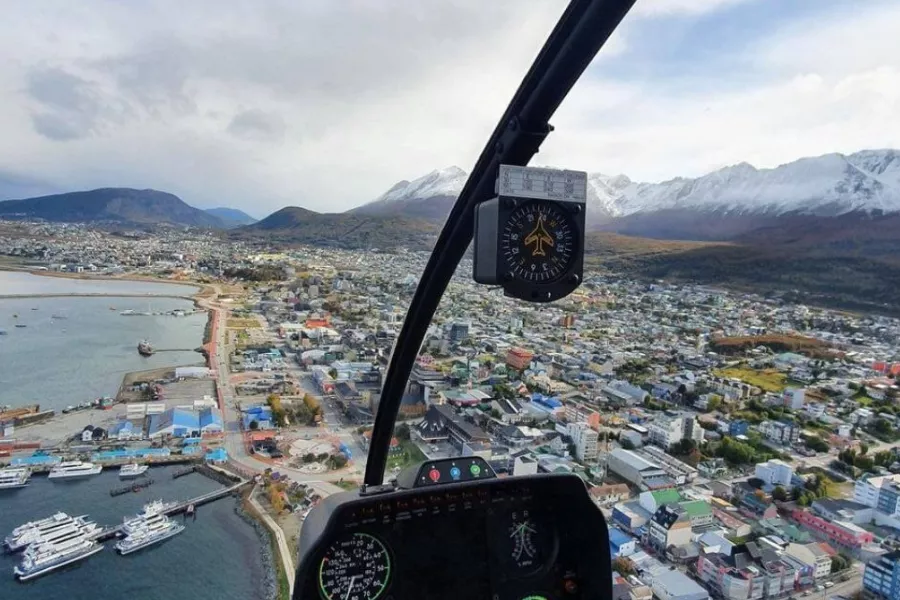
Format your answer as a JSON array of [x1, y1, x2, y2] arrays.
[[90, 479, 251, 542], [109, 478, 154, 497]]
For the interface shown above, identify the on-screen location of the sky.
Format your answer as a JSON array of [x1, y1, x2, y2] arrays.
[[0, 0, 898, 217]]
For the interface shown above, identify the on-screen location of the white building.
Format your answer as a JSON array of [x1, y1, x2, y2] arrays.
[[783, 388, 806, 409], [785, 543, 832, 580], [608, 449, 672, 490], [513, 455, 539, 477], [648, 416, 684, 450], [758, 420, 799, 446], [648, 414, 703, 450], [755, 459, 793, 487], [567, 422, 599, 462]]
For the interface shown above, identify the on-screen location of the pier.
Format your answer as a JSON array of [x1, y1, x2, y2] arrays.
[[90, 479, 252, 542]]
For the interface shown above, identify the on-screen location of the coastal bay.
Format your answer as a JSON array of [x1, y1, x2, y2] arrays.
[[0, 273, 206, 412]]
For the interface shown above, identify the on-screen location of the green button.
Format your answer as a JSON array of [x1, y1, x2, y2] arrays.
[[470, 463, 482, 477]]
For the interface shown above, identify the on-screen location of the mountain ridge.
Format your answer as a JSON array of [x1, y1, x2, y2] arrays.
[[0, 187, 224, 228], [204, 207, 257, 228], [356, 149, 900, 239]]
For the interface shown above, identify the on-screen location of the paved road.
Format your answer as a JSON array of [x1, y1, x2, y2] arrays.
[[197, 288, 348, 498]]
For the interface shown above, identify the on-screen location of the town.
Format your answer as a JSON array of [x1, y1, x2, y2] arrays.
[[2, 218, 900, 600]]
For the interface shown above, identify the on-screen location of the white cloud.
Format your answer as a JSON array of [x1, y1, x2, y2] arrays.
[[0, 0, 895, 214], [542, 1, 900, 182], [631, 0, 755, 17]]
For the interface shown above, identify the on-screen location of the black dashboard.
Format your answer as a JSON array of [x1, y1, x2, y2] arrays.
[[293, 467, 612, 600]]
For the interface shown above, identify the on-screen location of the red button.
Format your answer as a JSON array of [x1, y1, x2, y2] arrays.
[[428, 468, 441, 482]]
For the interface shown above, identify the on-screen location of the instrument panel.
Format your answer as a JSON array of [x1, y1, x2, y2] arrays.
[[294, 473, 611, 600]]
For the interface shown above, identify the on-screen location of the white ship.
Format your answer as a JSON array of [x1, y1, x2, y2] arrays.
[[4, 512, 83, 552], [47, 461, 103, 480], [0, 467, 30, 490], [115, 513, 184, 555], [8, 520, 99, 554], [13, 525, 104, 581], [118, 463, 149, 479], [121, 500, 178, 535]]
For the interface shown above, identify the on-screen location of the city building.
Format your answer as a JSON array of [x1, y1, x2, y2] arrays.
[[640, 489, 682, 514], [448, 322, 470, 342], [647, 414, 703, 451], [680, 500, 714, 527], [639, 446, 699, 485], [854, 474, 900, 517], [610, 528, 637, 558], [864, 551, 900, 600], [754, 460, 794, 488], [791, 509, 875, 553], [513, 455, 538, 477], [783, 388, 806, 409], [590, 483, 631, 506], [416, 404, 490, 450], [758, 420, 799, 446], [647, 504, 692, 551], [506, 347, 534, 371], [567, 422, 599, 462], [650, 570, 709, 600], [784, 543, 832, 580], [148, 407, 223, 439], [811, 498, 874, 525], [608, 449, 674, 491]]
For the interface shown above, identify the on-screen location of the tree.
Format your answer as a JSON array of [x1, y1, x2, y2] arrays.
[[874, 418, 894, 435], [302, 453, 316, 463], [329, 454, 348, 469], [874, 450, 893, 466], [772, 486, 789, 502], [831, 555, 849, 573], [612, 557, 635, 576], [490, 408, 502, 420], [620, 438, 636, 451], [706, 396, 723, 412], [805, 436, 829, 453], [268, 485, 285, 514], [395, 423, 411, 441], [249, 420, 259, 431], [672, 439, 697, 456], [859, 442, 869, 455], [854, 456, 875, 472]]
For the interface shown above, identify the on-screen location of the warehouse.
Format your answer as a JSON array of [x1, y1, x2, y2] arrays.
[[148, 407, 223, 439], [608, 448, 674, 490]]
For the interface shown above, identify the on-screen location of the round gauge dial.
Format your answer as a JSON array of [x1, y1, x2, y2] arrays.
[[318, 532, 391, 600], [507, 510, 547, 572], [501, 202, 577, 284]]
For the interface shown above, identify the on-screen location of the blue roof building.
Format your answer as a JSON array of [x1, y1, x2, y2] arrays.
[[149, 407, 223, 439], [205, 448, 228, 463], [242, 405, 274, 430], [108, 420, 138, 440], [609, 528, 637, 558]]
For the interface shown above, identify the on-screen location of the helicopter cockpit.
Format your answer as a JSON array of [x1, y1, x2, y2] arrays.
[[293, 1, 637, 598]]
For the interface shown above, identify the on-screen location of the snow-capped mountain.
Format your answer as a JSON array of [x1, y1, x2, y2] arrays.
[[353, 149, 900, 239], [587, 149, 900, 220], [351, 166, 468, 220]]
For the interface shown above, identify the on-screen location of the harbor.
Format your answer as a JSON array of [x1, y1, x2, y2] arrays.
[[0, 462, 270, 599], [0, 274, 275, 600]]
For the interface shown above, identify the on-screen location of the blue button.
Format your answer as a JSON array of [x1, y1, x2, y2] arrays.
[[449, 466, 461, 480]]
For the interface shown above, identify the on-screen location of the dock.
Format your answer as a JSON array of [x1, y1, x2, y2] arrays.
[[90, 480, 252, 542], [109, 478, 154, 496]]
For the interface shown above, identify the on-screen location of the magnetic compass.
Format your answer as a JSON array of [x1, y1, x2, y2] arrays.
[[473, 164, 586, 303]]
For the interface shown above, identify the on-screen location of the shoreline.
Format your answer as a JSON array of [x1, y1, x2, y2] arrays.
[[0, 268, 214, 310]]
